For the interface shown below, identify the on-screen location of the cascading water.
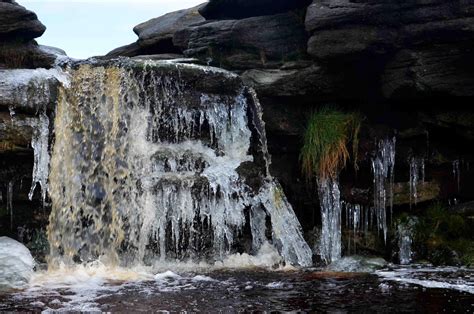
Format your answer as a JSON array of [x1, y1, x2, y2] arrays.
[[46, 60, 312, 268], [317, 177, 341, 264], [371, 137, 396, 242]]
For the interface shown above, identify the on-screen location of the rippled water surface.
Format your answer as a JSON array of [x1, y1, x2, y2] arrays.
[[1, 265, 473, 312]]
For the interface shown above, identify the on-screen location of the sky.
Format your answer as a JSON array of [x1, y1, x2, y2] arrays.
[[18, 0, 204, 59]]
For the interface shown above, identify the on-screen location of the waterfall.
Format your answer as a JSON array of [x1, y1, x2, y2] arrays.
[[317, 177, 341, 264], [371, 137, 396, 242], [46, 60, 312, 267]]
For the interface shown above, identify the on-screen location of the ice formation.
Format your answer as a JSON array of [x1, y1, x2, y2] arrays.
[[47, 60, 312, 268], [453, 160, 460, 191], [0, 237, 35, 291], [408, 157, 425, 207], [28, 112, 50, 206], [0, 68, 70, 111], [371, 137, 396, 242], [397, 217, 417, 265], [317, 177, 341, 264], [7, 181, 13, 230]]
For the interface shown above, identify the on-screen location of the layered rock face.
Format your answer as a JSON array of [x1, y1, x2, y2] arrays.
[[0, 1, 65, 251], [0, 0, 473, 265], [107, 0, 474, 252]]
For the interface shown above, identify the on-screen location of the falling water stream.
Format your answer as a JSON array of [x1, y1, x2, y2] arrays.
[[1, 60, 474, 312]]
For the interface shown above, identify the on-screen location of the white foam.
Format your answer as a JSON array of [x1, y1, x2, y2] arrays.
[[377, 267, 474, 294], [192, 275, 216, 282]]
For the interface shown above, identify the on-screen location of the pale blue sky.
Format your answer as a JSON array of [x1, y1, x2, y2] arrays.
[[18, 0, 204, 59]]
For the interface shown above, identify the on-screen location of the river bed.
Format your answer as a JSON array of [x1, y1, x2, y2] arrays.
[[1, 264, 473, 312]]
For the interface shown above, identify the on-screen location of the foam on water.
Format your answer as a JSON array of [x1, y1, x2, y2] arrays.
[[377, 266, 474, 294]]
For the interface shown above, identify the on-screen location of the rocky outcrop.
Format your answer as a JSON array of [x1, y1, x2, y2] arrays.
[[134, 4, 205, 49], [305, 0, 474, 99], [106, 5, 205, 58], [0, 1, 61, 240], [173, 11, 308, 70], [0, 1, 58, 69], [198, 0, 312, 20], [0, 0, 45, 41]]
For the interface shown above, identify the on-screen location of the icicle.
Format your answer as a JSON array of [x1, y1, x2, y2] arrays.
[[8, 106, 16, 118], [409, 157, 425, 207], [453, 160, 460, 192], [257, 181, 313, 267], [397, 217, 417, 265], [371, 137, 396, 242], [28, 112, 50, 206], [7, 181, 13, 230], [317, 177, 341, 264]]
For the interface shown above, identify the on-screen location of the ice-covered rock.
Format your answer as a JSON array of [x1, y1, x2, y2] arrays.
[[0, 68, 70, 112], [0, 237, 35, 291], [326, 255, 387, 273]]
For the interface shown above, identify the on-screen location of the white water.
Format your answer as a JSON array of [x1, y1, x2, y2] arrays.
[[47, 60, 311, 268], [377, 266, 474, 294]]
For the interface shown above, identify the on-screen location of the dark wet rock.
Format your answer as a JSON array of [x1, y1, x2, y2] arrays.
[[199, 0, 312, 20], [242, 63, 344, 99], [0, 2, 58, 69], [392, 181, 441, 206], [106, 42, 144, 58], [419, 111, 474, 141], [305, 0, 474, 60], [131, 54, 186, 61], [173, 12, 308, 69], [0, 112, 36, 153], [0, 41, 58, 70], [429, 244, 462, 266], [382, 44, 474, 99], [0, 0, 45, 42], [450, 201, 474, 216], [134, 4, 205, 51]]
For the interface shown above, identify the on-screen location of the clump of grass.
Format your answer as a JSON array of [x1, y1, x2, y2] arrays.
[[300, 106, 363, 181]]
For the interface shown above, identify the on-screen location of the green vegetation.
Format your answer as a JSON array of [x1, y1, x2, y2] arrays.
[[300, 106, 363, 181], [406, 202, 474, 266]]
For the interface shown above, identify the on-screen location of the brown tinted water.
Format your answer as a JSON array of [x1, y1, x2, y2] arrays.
[[1, 265, 473, 312]]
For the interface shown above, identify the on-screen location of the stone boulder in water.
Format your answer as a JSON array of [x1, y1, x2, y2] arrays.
[[326, 256, 387, 273], [0, 237, 35, 291]]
